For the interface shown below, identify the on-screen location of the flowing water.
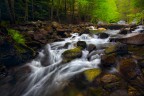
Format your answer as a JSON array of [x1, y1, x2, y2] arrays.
[[0, 32, 119, 96]]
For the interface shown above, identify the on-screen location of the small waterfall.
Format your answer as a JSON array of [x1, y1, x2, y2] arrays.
[[0, 32, 113, 96]]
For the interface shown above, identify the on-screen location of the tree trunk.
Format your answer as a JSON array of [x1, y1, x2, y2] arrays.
[[5, 0, 15, 24], [0, 8, 1, 23], [72, 0, 75, 23], [57, 0, 61, 22], [24, 0, 28, 21], [31, 0, 34, 20], [51, 0, 54, 20], [64, 0, 67, 21]]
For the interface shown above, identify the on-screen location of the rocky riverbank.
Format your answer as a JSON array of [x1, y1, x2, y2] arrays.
[[0, 21, 144, 96]]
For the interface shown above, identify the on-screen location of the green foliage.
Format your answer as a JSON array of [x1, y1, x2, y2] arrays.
[[1, 0, 144, 23], [91, 0, 119, 23], [8, 29, 25, 45]]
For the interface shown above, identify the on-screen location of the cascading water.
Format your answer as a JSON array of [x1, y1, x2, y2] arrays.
[[0, 32, 118, 96]]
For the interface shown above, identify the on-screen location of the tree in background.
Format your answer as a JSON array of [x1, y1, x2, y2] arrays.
[[91, 0, 119, 23], [1, 0, 144, 24]]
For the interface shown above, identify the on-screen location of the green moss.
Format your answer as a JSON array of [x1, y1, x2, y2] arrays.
[[105, 45, 116, 54], [84, 69, 101, 82], [62, 47, 82, 63], [63, 47, 81, 54], [8, 29, 25, 45]]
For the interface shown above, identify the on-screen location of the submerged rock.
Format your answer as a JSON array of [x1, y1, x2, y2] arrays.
[[87, 44, 96, 53]]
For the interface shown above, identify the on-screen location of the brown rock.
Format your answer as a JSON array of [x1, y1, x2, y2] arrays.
[[77, 41, 87, 49], [118, 58, 138, 79], [99, 54, 117, 69], [101, 74, 119, 84], [111, 33, 144, 45]]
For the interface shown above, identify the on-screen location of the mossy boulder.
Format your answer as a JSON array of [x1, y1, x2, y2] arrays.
[[105, 43, 128, 56], [84, 68, 101, 82], [62, 47, 82, 63]]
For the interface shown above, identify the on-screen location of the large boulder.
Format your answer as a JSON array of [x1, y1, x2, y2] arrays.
[[105, 43, 128, 56], [110, 33, 144, 45], [62, 47, 82, 63], [118, 57, 144, 93], [118, 58, 140, 79]]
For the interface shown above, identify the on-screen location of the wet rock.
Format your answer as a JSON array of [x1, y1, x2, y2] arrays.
[[98, 33, 109, 39], [118, 57, 144, 94], [87, 44, 96, 53], [98, 27, 106, 31], [56, 29, 71, 38], [119, 28, 130, 35], [62, 47, 82, 63], [118, 58, 139, 79], [80, 29, 91, 35], [99, 54, 117, 70], [101, 74, 119, 84], [110, 33, 144, 45], [77, 41, 87, 49], [84, 69, 101, 82], [63, 42, 71, 49], [89, 27, 106, 34], [105, 43, 128, 56]]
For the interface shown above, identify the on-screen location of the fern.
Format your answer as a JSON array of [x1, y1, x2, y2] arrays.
[[8, 29, 25, 45]]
